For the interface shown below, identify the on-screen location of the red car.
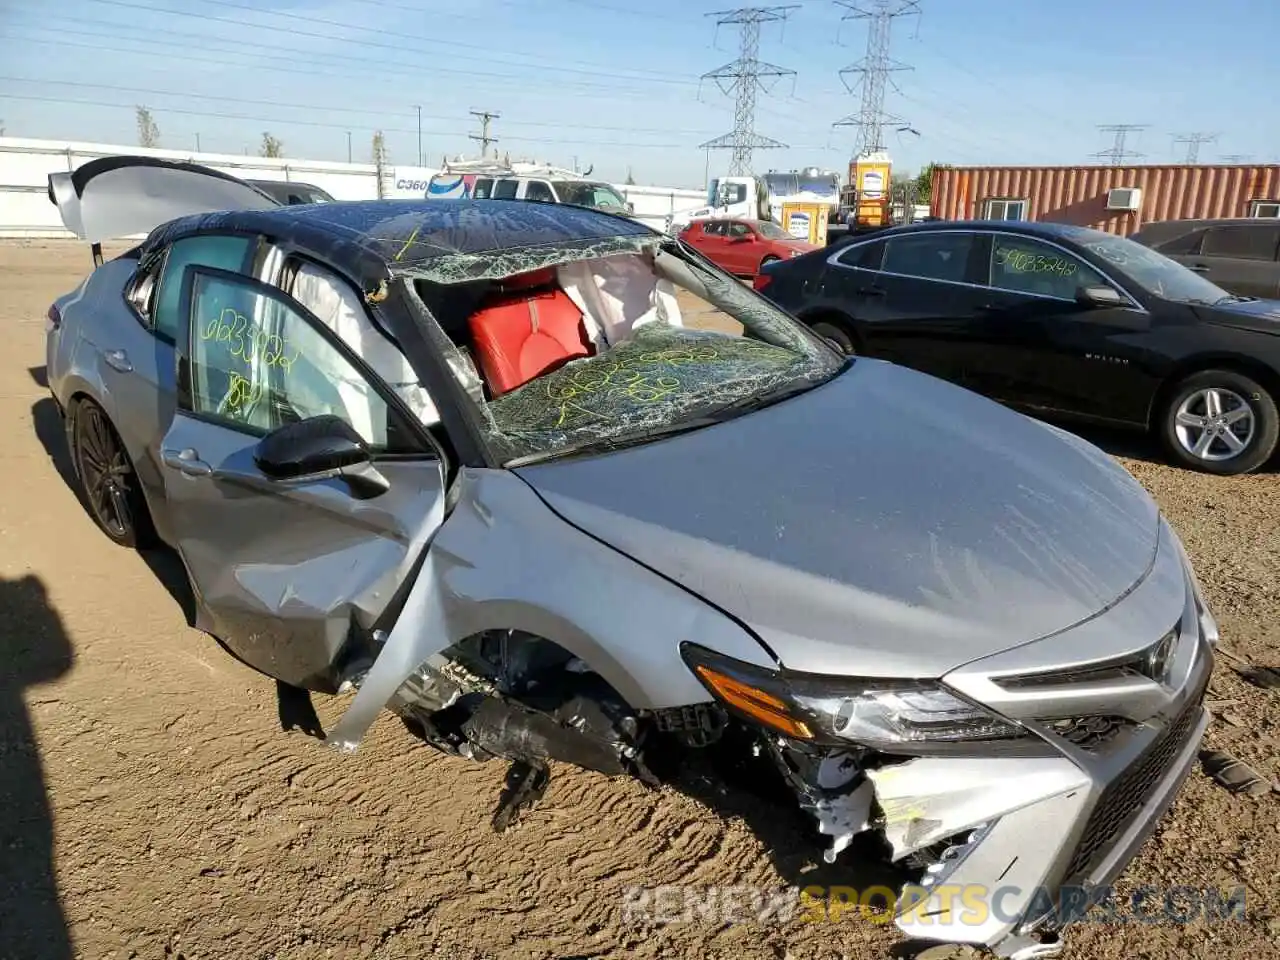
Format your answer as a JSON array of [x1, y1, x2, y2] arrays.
[[678, 218, 818, 278]]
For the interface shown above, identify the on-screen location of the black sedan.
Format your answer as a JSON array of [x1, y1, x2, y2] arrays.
[[756, 220, 1280, 474]]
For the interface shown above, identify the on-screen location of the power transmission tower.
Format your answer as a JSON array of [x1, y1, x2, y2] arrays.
[[469, 110, 500, 158], [698, 6, 797, 176], [832, 1, 920, 157], [1092, 124, 1148, 165], [1172, 132, 1216, 164], [1220, 154, 1253, 164]]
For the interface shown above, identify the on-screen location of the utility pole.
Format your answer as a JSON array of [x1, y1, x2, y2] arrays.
[[195, 132, 201, 152], [414, 105, 422, 166], [346, 130, 353, 163], [469, 109, 500, 158], [698, 6, 797, 176], [832, 1, 921, 157], [1171, 132, 1216, 164], [1092, 124, 1148, 165]]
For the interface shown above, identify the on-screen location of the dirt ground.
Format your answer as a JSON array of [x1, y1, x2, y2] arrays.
[[1, 240, 1277, 960]]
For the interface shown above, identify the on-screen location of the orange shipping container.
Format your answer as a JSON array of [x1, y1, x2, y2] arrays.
[[930, 164, 1280, 236]]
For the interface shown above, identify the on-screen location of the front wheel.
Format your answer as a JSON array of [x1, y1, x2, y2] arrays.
[[1159, 369, 1279, 475]]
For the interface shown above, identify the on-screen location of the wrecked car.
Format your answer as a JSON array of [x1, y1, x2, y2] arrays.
[[45, 156, 1218, 960]]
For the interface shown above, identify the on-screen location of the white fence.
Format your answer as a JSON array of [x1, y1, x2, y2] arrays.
[[0, 136, 705, 237]]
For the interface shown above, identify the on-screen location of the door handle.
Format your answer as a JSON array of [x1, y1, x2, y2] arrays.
[[856, 286, 886, 297], [162, 447, 213, 477], [102, 349, 133, 373], [1189, 264, 1210, 273]]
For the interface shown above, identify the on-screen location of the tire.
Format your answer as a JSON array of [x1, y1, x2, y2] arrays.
[[1159, 369, 1279, 475], [809, 317, 857, 356], [69, 398, 156, 547]]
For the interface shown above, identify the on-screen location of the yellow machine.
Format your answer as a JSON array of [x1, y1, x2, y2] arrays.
[[780, 202, 831, 245], [851, 152, 893, 227]]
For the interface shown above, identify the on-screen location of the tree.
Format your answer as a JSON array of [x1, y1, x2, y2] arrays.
[[136, 106, 160, 148], [372, 130, 389, 198], [913, 162, 942, 204], [260, 132, 284, 158]]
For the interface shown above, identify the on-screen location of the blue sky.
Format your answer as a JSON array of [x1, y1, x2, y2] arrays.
[[0, 0, 1276, 188]]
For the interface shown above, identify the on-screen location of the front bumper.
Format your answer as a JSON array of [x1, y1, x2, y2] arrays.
[[874, 523, 1215, 955]]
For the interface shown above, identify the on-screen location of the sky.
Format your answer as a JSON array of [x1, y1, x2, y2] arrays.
[[0, 0, 1277, 189]]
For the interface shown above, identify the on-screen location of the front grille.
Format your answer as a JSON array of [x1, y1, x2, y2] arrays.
[[1061, 693, 1203, 883]]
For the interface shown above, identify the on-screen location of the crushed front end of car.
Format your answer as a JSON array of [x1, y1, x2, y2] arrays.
[[670, 518, 1217, 960]]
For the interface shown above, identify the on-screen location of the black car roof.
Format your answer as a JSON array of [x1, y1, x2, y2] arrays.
[[869, 219, 1107, 240], [142, 198, 656, 286]]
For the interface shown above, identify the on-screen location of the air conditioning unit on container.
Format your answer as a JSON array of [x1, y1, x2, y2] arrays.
[[1106, 187, 1142, 211]]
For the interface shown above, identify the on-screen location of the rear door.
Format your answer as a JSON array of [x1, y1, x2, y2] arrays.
[[1183, 224, 1280, 298], [825, 230, 987, 381], [963, 232, 1156, 424], [697, 220, 730, 269], [157, 265, 448, 690]]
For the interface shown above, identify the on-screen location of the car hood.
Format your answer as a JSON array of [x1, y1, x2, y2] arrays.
[[48, 155, 279, 244], [1196, 297, 1280, 333], [515, 360, 1161, 678]]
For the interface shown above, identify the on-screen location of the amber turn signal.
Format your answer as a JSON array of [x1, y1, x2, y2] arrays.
[[694, 664, 813, 740]]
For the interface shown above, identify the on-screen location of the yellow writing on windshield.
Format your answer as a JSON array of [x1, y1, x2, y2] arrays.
[[223, 371, 264, 414], [200, 307, 300, 371], [996, 247, 1078, 277]]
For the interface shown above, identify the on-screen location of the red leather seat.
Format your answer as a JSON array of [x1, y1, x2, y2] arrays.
[[468, 269, 593, 395]]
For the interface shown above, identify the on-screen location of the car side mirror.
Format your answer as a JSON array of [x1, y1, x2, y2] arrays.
[[253, 415, 388, 498], [1076, 284, 1126, 309]]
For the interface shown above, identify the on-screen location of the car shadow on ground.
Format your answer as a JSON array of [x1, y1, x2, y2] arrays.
[[0, 574, 76, 959], [29, 369, 199, 627], [640, 730, 909, 904]]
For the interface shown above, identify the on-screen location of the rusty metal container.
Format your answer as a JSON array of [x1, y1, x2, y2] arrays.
[[930, 164, 1280, 235]]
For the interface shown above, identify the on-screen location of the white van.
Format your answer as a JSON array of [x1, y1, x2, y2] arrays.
[[427, 168, 635, 217]]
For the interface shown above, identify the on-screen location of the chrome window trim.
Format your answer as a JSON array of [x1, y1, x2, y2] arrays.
[[825, 228, 1148, 312]]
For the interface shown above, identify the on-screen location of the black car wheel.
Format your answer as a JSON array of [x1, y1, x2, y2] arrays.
[[809, 318, 857, 356], [1159, 370, 1279, 475], [70, 399, 154, 547]]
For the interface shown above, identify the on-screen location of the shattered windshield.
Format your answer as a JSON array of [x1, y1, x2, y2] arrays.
[[1066, 227, 1233, 304], [408, 241, 842, 465], [553, 182, 630, 212]]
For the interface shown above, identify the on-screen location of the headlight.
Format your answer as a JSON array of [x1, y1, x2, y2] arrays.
[[681, 644, 1025, 753]]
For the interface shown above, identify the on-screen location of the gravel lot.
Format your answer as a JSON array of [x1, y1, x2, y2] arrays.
[[2, 240, 1277, 960]]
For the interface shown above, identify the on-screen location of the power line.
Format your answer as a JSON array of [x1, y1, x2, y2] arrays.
[[1220, 154, 1254, 164], [469, 110, 501, 158], [1092, 124, 1147, 165], [698, 6, 798, 176], [0, 76, 721, 137], [0, 28, 691, 105], [832, 1, 921, 157], [1171, 132, 1216, 164], [76, 0, 691, 86]]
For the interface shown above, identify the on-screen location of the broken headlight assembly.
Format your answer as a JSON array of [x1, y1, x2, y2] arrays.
[[680, 643, 1027, 754]]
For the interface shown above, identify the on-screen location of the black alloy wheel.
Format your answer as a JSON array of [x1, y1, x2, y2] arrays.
[[71, 399, 152, 547]]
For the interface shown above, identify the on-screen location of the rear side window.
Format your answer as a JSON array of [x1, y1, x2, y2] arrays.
[[837, 239, 885, 270], [493, 179, 519, 199], [524, 180, 555, 202], [153, 235, 253, 342], [882, 233, 975, 283], [1153, 228, 1205, 255], [472, 178, 493, 199], [1201, 225, 1280, 261]]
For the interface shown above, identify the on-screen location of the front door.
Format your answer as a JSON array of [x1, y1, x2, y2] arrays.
[[964, 233, 1156, 424], [158, 265, 449, 690]]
